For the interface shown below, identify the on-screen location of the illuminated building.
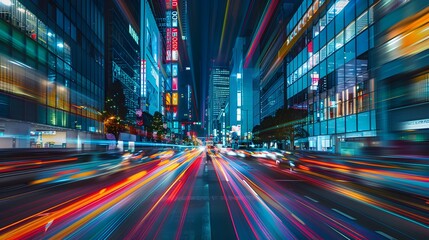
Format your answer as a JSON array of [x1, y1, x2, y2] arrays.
[[0, 0, 104, 148], [281, 0, 376, 152], [141, 0, 161, 115], [208, 67, 230, 138], [164, 0, 180, 134], [249, 0, 297, 129], [105, 0, 140, 124], [229, 37, 257, 143], [374, 0, 429, 152]]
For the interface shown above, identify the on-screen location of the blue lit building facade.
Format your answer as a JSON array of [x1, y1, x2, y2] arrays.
[[258, 1, 297, 120], [141, 0, 161, 116], [230, 37, 257, 142], [0, 0, 104, 148], [374, 0, 429, 154], [208, 67, 230, 139], [284, 0, 376, 152]]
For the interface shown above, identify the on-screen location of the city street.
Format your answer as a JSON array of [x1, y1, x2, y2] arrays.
[[0, 149, 427, 239]]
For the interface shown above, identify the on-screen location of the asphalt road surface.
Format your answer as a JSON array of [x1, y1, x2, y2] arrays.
[[0, 149, 428, 239]]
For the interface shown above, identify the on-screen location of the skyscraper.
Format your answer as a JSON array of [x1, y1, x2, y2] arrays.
[[230, 37, 257, 142], [208, 67, 230, 138], [105, 0, 140, 124], [0, 0, 105, 148]]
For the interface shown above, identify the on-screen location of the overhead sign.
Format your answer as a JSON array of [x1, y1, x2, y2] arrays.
[[401, 118, 429, 130]]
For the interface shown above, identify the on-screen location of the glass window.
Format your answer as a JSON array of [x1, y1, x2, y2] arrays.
[[56, 8, 63, 28], [47, 28, 56, 52], [335, 0, 349, 14], [327, 21, 335, 40], [336, 117, 345, 133], [320, 45, 327, 61], [71, 23, 76, 41], [56, 36, 64, 57], [314, 51, 320, 66], [356, 29, 368, 56], [327, 39, 335, 56], [319, 14, 327, 31], [345, 21, 355, 43], [369, 6, 374, 25], [303, 61, 308, 75], [346, 115, 356, 132], [64, 16, 71, 35], [356, 11, 368, 34], [358, 112, 370, 131], [38, 20, 47, 46], [335, 48, 344, 69], [345, 38, 355, 62], [335, 30, 344, 50], [313, 21, 320, 37], [327, 5, 335, 23], [320, 60, 327, 77], [25, 10, 37, 40], [327, 55, 335, 74]]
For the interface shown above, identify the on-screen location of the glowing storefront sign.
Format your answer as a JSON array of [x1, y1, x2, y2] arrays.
[[171, 28, 179, 61], [166, 28, 172, 61], [172, 64, 178, 76], [172, 77, 178, 90], [172, 92, 178, 105], [165, 93, 171, 106], [402, 118, 429, 130], [166, 0, 178, 10]]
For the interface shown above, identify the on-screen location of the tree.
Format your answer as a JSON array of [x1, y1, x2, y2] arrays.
[[152, 111, 166, 141], [274, 108, 308, 150], [104, 116, 125, 145], [253, 108, 308, 150], [103, 81, 127, 145]]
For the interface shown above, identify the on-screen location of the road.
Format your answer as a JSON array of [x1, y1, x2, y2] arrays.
[[0, 148, 428, 239]]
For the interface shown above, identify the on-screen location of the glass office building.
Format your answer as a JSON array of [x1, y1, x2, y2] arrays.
[[284, 0, 376, 152], [105, 0, 140, 124], [374, 0, 429, 154], [208, 67, 230, 138], [0, 0, 104, 148], [230, 37, 256, 141]]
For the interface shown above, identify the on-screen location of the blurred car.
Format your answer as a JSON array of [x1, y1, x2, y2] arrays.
[[219, 147, 237, 156], [128, 150, 149, 163], [249, 148, 281, 160], [267, 148, 285, 160], [235, 146, 252, 158], [31, 151, 126, 185]]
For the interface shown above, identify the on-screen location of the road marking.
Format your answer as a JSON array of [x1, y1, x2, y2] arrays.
[[328, 225, 351, 240], [202, 183, 211, 240], [332, 208, 356, 220], [376, 231, 396, 240], [304, 195, 319, 203]]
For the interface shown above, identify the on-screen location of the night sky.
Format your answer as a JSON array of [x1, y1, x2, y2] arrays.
[[187, 0, 269, 122]]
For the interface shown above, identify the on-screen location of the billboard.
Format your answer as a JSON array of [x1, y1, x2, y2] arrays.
[[172, 92, 178, 106]]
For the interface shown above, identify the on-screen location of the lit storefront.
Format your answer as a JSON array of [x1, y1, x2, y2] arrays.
[[0, 0, 104, 148], [284, 0, 377, 152]]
